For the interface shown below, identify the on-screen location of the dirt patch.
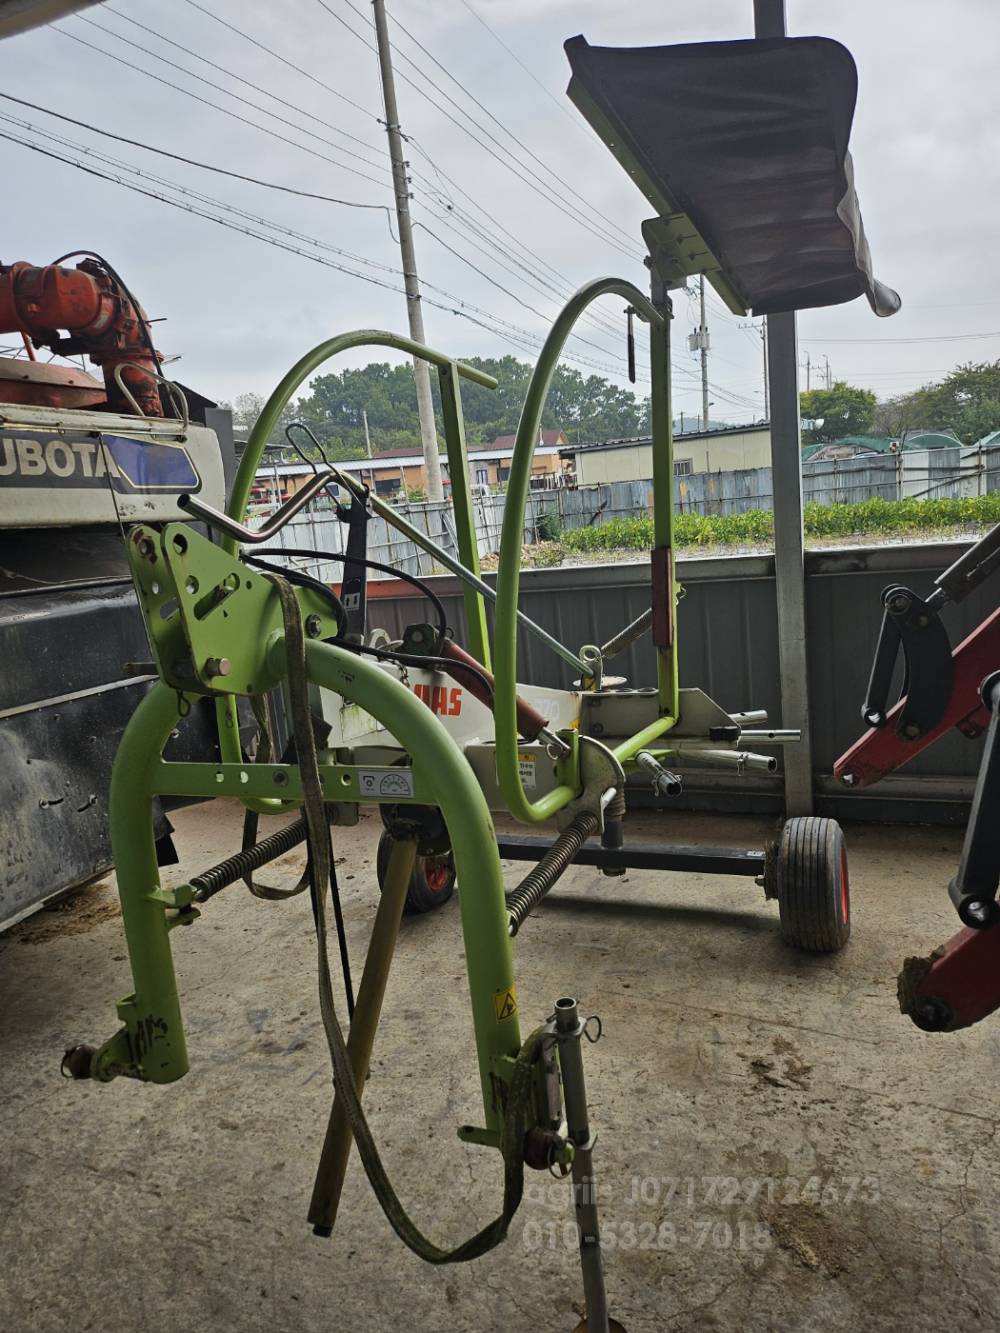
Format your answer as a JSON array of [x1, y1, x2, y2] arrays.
[[11, 880, 121, 944], [761, 1201, 859, 1278]]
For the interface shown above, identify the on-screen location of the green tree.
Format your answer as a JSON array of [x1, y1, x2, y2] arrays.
[[799, 381, 877, 444], [904, 361, 1000, 443]]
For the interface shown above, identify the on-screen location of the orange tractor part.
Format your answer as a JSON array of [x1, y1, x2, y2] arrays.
[[0, 258, 163, 415]]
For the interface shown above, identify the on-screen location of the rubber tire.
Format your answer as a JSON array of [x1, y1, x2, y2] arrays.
[[376, 829, 456, 915], [776, 817, 851, 953]]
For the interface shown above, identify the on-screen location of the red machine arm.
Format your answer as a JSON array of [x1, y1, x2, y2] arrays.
[[0, 257, 163, 415]]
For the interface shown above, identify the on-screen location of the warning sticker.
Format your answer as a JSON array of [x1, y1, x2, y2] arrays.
[[358, 768, 415, 799], [518, 754, 536, 788], [493, 985, 518, 1023]]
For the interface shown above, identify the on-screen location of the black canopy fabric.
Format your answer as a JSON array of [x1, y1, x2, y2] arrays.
[[565, 35, 900, 318]]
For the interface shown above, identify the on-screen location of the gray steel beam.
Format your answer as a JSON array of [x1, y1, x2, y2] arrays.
[[753, 0, 813, 814]]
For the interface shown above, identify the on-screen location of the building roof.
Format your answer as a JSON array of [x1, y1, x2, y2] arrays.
[[560, 421, 770, 456], [254, 444, 563, 477], [492, 428, 567, 449]]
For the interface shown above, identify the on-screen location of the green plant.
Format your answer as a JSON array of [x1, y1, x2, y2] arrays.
[[534, 506, 562, 542], [558, 494, 1000, 554]]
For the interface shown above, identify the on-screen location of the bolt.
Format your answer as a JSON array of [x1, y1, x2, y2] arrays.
[[204, 657, 231, 678], [273, 770, 289, 787], [840, 772, 856, 786], [305, 614, 323, 639], [410, 628, 425, 644], [137, 536, 155, 560], [887, 592, 910, 615]]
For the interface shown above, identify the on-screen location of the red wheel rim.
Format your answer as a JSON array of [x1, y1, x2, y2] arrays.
[[839, 846, 850, 923], [424, 858, 451, 894]]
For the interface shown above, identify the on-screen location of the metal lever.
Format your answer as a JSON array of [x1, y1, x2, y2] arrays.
[[177, 469, 336, 544]]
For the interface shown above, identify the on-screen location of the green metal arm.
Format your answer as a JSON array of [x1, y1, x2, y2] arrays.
[[218, 330, 497, 809], [91, 640, 521, 1139], [493, 279, 666, 823]]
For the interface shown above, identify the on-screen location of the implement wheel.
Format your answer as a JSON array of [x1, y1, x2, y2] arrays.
[[776, 817, 851, 954], [376, 829, 455, 915]]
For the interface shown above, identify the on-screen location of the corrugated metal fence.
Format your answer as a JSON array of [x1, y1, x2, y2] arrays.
[[361, 541, 994, 822], [258, 446, 1000, 582]]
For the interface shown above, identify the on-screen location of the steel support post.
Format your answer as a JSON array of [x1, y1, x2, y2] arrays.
[[555, 997, 620, 1333], [755, 0, 813, 817]]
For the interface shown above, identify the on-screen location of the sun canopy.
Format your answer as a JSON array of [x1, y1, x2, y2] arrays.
[[565, 34, 900, 318]]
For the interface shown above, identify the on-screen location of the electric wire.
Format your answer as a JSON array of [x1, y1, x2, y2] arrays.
[[75, 11, 392, 179], [314, 0, 644, 263], [0, 92, 392, 213], [54, 25, 391, 190]]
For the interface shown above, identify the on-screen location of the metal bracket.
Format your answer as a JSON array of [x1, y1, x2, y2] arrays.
[[556, 735, 625, 835], [127, 523, 338, 697]]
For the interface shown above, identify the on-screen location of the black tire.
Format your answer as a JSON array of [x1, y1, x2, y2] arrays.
[[776, 817, 851, 953], [376, 829, 456, 915]]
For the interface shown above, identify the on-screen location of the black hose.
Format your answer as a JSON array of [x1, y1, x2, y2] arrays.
[[251, 544, 448, 655], [505, 810, 600, 936]]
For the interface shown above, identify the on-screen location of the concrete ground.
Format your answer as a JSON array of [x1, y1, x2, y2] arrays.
[[2, 805, 997, 1333]]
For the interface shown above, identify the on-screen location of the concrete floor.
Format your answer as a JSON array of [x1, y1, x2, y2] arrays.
[[2, 804, 998, 1333]]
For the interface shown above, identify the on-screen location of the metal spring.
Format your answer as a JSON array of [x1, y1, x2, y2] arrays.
[[189, 819, 309, 902], [506, 810, 600, 936]]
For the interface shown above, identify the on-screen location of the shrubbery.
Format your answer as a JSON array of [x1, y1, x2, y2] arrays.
[[560, 495, 1000, 553]]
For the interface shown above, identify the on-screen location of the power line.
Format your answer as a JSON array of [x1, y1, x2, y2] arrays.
[[457, 0, 595, 144], [69, 14, 392, 182], [800, 331, 1000, 345], [104, 4, 383, 161], [0, 92, 393, 214], [178, 0, 378, 125], [0, 125, 642, 382], [379, 0, 642, 256], [314, 0, 645, 264], [54, 26, 392, 190]]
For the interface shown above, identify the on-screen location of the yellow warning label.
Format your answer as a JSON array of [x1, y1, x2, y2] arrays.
[[493, 985, 518, 1023]]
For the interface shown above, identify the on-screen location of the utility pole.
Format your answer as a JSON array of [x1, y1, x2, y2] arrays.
[[753, 0, 813, 815], [761, 318, 769, 418], [688, 275, 711, 429], [804, 351, 811, 391], [362, 408, 373, 459], [371, 0, 443, 501], [823, 354, 831, 389]]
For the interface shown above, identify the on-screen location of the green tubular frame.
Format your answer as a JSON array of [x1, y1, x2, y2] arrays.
[[492, 278, 678, 823], [94, 638, 521, 1138], [217, 330, 498, 814]]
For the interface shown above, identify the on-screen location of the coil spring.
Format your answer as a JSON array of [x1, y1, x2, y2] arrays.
[[190, 819, 309, 902], [505, 810, 600, 936]]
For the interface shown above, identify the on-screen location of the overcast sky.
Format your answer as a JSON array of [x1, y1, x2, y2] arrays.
[[2, 0, 999, 430]]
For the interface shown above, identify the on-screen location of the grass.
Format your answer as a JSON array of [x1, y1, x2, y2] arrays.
[[559, 495, 1000, 553]]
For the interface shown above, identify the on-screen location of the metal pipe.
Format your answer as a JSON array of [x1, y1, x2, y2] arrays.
[[332, 467, 588, 677], [634, 749, 682, 796], [730, 709, 768, 725], [308, 835, 417, 1235], [599, 607, 652, 661], [738, 729, 801, 745], [554, 997, 614, 1333], [179, 470, 336, 544], [678, 748, 777, 775], [610, 713, 676, 764], [493, 278, 664, 825]]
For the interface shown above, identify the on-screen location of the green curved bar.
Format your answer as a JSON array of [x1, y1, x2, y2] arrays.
[[217, 330, 498, 803], [302, 640, 520, 1129], [493, 279, 664, 823], [94, 682, 188, 1082], [97, 646, 521, 1133], [226, 329, 497, 550]]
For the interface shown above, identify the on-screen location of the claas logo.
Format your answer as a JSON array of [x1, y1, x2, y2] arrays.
[[411, 683, 463, 717]]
